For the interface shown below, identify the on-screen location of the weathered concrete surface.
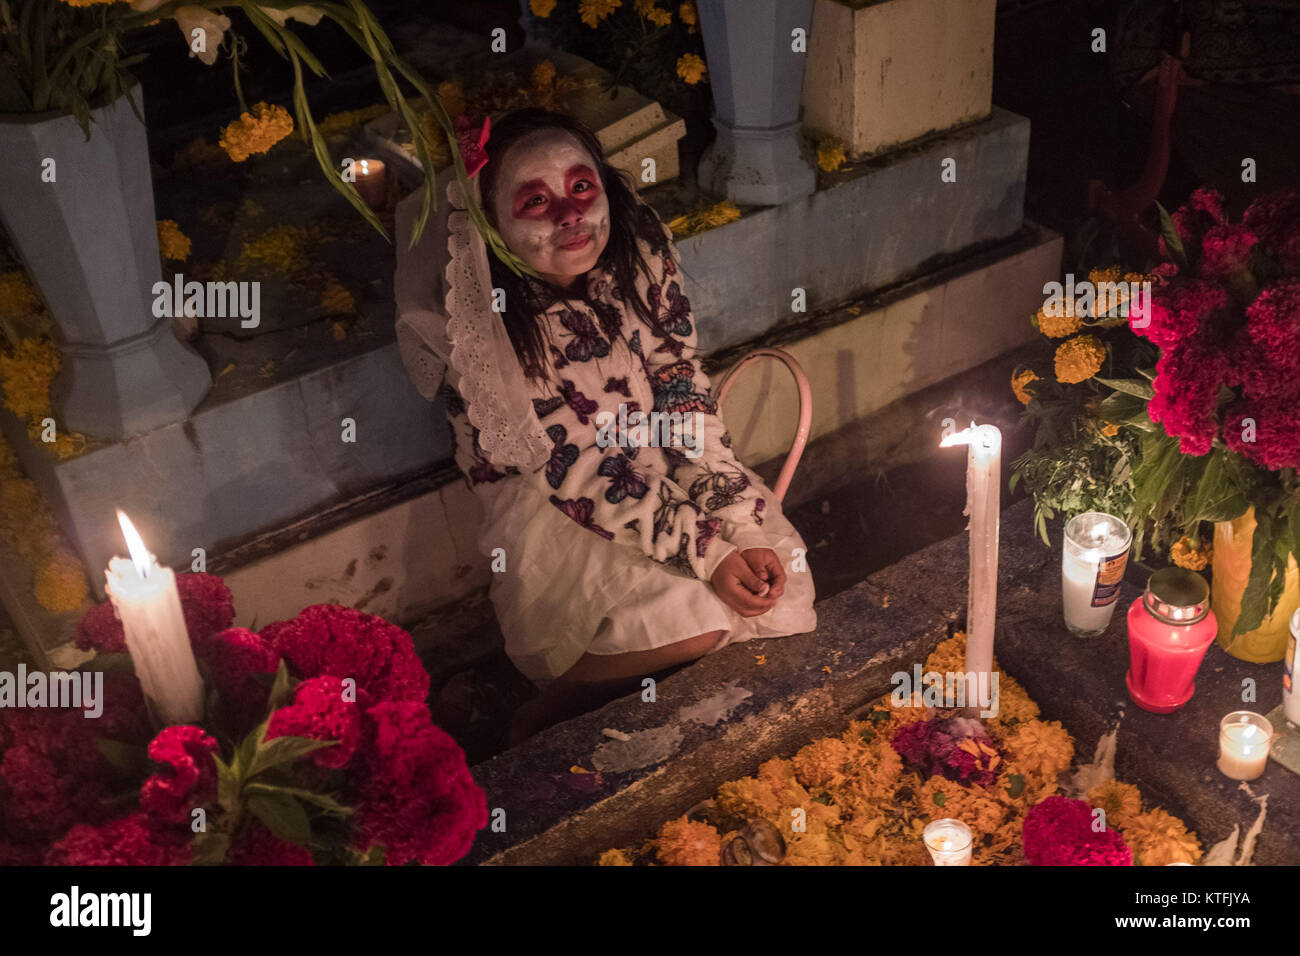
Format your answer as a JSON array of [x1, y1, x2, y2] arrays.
[[466, 496, 1053, 865]]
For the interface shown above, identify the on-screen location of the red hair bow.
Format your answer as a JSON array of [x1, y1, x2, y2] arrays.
[[454, 113, 491, 178]]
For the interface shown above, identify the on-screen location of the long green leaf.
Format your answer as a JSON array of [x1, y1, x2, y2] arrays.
[[248, 733, 338, 778], [1095, 376, 1155, 400], [1236, 506, 1278, 636], [247, 792, 312, 845]]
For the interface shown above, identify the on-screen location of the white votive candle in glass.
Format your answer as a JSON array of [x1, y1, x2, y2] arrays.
[[923, 818, 972, 866], [1217, 711, 1272, 781], [1062, 512, 1132, 637]]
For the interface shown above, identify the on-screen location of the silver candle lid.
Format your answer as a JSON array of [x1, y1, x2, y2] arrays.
[[1143, 567, 1210, 625]]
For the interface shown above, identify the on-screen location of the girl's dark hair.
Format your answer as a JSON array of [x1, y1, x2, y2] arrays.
[[478, 107, 669, 385]]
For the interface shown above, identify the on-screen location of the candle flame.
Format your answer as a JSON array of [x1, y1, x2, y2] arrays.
[[360, 159, 369, 175], [115, 510, 153, 578], [940, 421, 1000, 451]]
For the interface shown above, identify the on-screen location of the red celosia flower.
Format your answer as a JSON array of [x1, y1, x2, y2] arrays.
[[261, 604, 430, 705], [75, 572, 235, 654], [1147, 342, 1230, 456], [1223, 398, 1300, 470], [1243, 188, 1300, 244], [139, 725, 219, 825], [1131, 278, 1228, 349], [349, 702, 487, 866], [0, 672, 150, 847], [192, 626, 281, 721], [1022, 795, 1132, 866], [1246, 281, 1300, 372], [1166, 186, 1227, 264], [266, 675, 362, 769], [1199, 224, 1258, 280], [44, 813, 191, 866], [226, 819, 315, 866]]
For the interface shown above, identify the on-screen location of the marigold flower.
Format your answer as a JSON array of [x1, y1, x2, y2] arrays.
[[320, 277, 355, 315], [316, 103, 388, 137], [676, 52, 707, 85], [532, 60, 557, 95], [579, 0, 622, 28], [34, 546, 89, 613], [655, 816, 721, 866], [1087, 779, 1142, 830], [0, 270, 41, 320], [792, 737, 853, 789], [437, 80, 467, 119], [1003, 719, 1073, 789], [597, 848, 633, 865], [156, 219, 191, 261], [679, 1, 697, 28], [1011, 367, 1040, 405], [1034, 302, 1083, 338], [817, 138, 846, 173], [530, 0, 557, 17], [219, 102, 294, 162], [1170, 535, 1212, 571], [1121, 806, 1202, 866], [1054, 334, 1106, 384], [60, 0, 122, 6], [1100, 422, 1120, 437]]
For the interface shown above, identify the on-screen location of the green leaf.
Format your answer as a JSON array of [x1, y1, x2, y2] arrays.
[[213, 754, 240, 814], [353, 844, 386, 866], [1183, 449, 1250, 524], [1097, 391, 1155, 432], [1135, 366, 1157, 382], [1005, 774, 1026, 799], [247, 792, 313, 846], [932, 791, 946, 807], [96, 738, 148, 777], [190, 831, 231, 867], [248, 734, 338, 779], [1235, 507, 1278, 637], [1155, 201, 1188, 271], [1095, 376, 1155, 400], [245, 782, 353, 815], [266, 659, 295, 716]]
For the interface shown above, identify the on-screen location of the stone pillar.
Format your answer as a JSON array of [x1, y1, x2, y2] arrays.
[[0, 88, 211, 440], [695, 0, 816, 206]]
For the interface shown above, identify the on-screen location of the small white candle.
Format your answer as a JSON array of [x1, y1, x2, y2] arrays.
[[923, 818, 973, 866], [104, 511, 204, 727], [941, 423, 1002, 688], [1217, 711, 1272, 781]]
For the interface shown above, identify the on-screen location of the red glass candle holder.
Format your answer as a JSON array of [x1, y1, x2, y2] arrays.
[[1126, 567, 1218, 714]]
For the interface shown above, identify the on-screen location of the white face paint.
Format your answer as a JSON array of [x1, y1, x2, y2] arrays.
[[489, 130, 611, 291]]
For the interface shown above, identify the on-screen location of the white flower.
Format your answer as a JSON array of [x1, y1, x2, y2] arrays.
[[258, 5, 325, 27], [174, 6, 232, 67]]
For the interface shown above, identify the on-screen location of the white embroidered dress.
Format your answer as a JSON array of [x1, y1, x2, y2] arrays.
[[397, 198, 816, 686]]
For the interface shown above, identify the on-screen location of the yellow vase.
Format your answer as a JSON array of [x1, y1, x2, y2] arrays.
[[1212, 508, 1300, 663]]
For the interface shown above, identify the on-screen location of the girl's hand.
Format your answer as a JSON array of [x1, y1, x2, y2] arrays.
[[711, 551, 778, 617], [740, 547, 786, 600]]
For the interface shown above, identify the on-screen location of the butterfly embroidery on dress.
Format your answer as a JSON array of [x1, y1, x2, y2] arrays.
[[469, 456, 506, 486], [548, 344, 570, 371], [558, 308, 611, 363], [549, 495, 614, 540], [596, 453, 649, 504], [651, 360, 716, 416], [695, 516, 721, 557], [603, 376, 631, 398], [545, 423, 579, 489], [592, 300, 624, 342], [688, 463, 751, 511], [627, 329, 643, 357], [558, 380, 600, 425], [648, 280, 693, 338], [533, 395, 565, 419]]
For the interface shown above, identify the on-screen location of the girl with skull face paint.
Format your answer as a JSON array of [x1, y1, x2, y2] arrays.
[[395, 108, 817, 743]]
